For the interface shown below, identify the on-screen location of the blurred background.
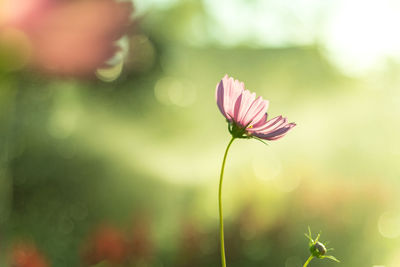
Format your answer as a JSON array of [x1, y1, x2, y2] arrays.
[[1, 0, 400, 266]]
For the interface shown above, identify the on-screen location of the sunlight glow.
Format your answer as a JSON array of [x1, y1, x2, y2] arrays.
[[136, 0, 400, 75], [324, 0, 400, 75]]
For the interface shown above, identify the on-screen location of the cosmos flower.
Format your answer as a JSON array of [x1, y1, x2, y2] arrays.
[[216, 75, 296, 141], [215, 75, 296, 267]]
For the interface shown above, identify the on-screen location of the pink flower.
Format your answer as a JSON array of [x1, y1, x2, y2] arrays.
[[0, 0, 133, 75], [216, 75, 296, 140]]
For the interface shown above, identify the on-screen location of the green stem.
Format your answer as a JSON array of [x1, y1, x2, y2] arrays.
[[218, 137, 235, 267], [303, 255, 314, 267]]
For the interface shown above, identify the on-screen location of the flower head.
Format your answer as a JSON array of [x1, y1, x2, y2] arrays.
[[216, 75, 296, 140], [305, 227, 339, 263]]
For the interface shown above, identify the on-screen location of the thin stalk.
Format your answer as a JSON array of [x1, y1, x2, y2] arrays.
[[218, 137, 235, 267], [303, 255, 314, 267]]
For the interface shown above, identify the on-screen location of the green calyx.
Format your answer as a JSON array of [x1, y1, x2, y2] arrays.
[[227, 121, 251, 139], [227, 120, 270, 147]]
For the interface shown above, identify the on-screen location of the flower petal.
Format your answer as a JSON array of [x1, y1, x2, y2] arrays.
[[233, 89, 256, 126], [253, 123, 296, 140], [249, 115, 284, 132], [216, 75, 244, 121], [224, 75, 244, 119], [251, 113, 268, 128], [216, 79, 227, 119], [241, 96, 269, 127]]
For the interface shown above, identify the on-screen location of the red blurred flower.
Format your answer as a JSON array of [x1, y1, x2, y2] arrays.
[[177, 220, 204, 267], [82, 225, 129, 265], [1, 0, 133, 75], [11, 243, 49, 267], [129, 217, 154, 262]]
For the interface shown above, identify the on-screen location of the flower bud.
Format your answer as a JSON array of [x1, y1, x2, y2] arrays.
[[311, 241, 327, 256]]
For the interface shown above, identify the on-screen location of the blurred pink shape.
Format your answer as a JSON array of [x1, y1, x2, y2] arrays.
[[1, 0, 133, 75], [0, 0, 52, 30], [11, 243, 49, 267], [216, 75, 296, 140]]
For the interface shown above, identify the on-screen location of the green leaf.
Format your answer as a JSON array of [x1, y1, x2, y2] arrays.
[[322, 255, 340, 262]]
